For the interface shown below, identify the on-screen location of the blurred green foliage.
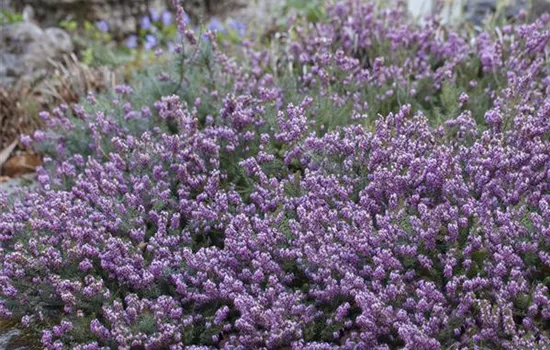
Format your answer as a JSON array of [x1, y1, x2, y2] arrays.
[[0, 9, 23, 25]]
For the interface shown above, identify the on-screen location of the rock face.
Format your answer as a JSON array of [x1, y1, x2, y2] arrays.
[[531, 0, 550, 19], [12, 0, 166, 37], [0, 21, 73, 87], [9, 0, 249, 36], [465, 0, 550, 25]]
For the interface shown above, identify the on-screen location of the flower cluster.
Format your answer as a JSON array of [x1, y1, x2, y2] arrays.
[[1, 0, 549, 348]]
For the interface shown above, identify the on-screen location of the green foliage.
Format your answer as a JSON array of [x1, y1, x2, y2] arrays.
[[59, 19, 154, 69], [69, 316, 99, 344], [514, 292, 531, 311], [285, 0, 328, 22], [133, 312, 157, 335], [0, 9, 23, 25], [59, 19, 78, 33]]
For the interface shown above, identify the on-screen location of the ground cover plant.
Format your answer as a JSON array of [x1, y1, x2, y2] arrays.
[[1, 0, 549, 348]]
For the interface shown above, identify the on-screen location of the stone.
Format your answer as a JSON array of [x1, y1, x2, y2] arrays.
[[0, 173, 37, 197], [465, 0, 550, 25], [0, 21, 74, 87], [530, 0, 550, 20], [12, 0, 167, 38], [45, 27, 73, 53], [8, 0, 255, 37]]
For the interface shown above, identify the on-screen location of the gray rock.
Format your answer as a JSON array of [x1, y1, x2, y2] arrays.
[[530, 0, 550, 20], [13, 0, 167, 38], [0, 328, 26, 350], [0, 53, 22, 78], [465, 0, 550, 25], [10, 0, 255, 37], [1, 22, 44, 44], [0, 22, 73, 87], [1, 0, 12, 11], [0, 174, 37, 196], [45, 27, 74, 53]]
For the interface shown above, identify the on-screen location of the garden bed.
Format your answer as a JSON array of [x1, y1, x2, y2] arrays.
[[0, 0, 549, 348]]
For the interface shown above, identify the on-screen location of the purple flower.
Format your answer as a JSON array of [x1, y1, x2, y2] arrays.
[[175, 5, 189, 35]]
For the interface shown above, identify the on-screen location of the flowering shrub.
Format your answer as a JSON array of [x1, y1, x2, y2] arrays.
[[1, 0, 549, 348]]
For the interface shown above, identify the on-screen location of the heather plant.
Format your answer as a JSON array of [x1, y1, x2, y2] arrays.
[[1, 0, 549, 348], [273, 1, 538, 128]]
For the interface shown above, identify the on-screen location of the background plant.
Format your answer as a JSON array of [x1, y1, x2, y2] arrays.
[[0, 9, 23, 25]]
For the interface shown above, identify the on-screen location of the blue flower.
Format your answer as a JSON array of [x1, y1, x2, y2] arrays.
[[144, 34, 158, 50], [126, 35, 138, 49], [161, 10, 173, 26], [227, 18, 246, 36], [96, 21, 109, 33], [140, 16, 152, 30], [149, 8, 161, 22], [207, 17, 225, 33]]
